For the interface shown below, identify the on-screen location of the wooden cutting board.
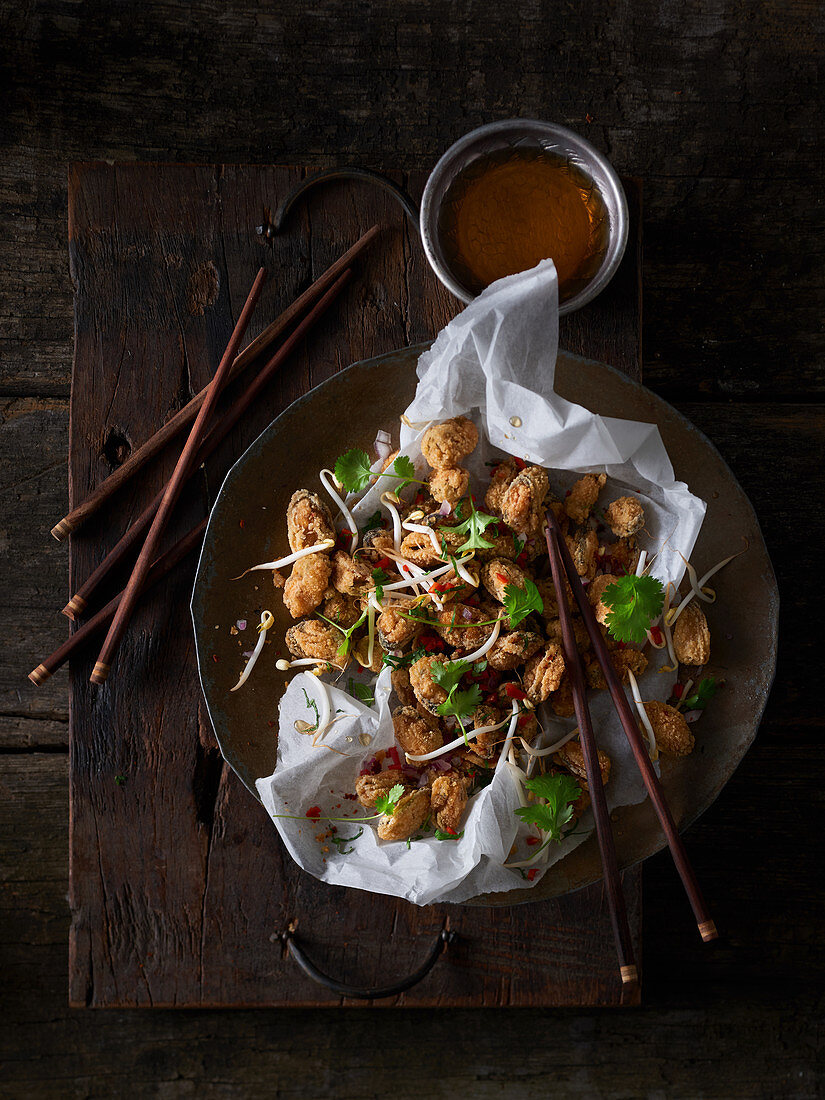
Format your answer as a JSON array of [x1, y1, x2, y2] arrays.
[[67, 163, 643, 1007]]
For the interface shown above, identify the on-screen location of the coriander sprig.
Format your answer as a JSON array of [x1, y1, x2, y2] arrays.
[[334, 449, 425, 494], [601, 573, 665, 645], [451, 497, 497, 553], [432, 659, 482, 745], [511, 773, 582, 863]]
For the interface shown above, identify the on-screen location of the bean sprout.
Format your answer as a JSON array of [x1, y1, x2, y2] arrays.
[[517, 726, 579, 758], [319, 469, 359, 553], [635, 549, 647, 577], [300, 671, 330, 735], [230, 611, 273, 692], [233, 540, 334, 579], [402, 520, 443, 556], [380, 491, 403, 554], [452, 556, 478, 587], [276, 657, 345, 672], [380, 558, 471, 593], [627, 668, 659, 760], [667, 547, 746, 630], [405, 705, 516, 762], [460, 618, 503, 663]]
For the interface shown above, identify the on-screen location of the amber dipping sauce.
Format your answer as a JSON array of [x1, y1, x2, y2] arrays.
[[437, 146, 610, 303]]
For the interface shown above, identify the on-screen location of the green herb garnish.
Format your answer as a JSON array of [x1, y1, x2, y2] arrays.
[[502, 578, 544, 626], [432, 658, 482, 744], [434, 829, 464, 841], [451, 497, 497, 553], [683, 675, 720, 711], [318, 607, 368, 658], [382, 645, 427, 670], [301, 687, 320, 732], [330, 827, 364, 854], [375, 783, 405, 817], [362, 510, 384, 534], [347, 678, 376, 706], [601, 573, 665, 645], [335, 448, 373, 493], [334, 449, 423, 495], [514, 773, 581, 842]]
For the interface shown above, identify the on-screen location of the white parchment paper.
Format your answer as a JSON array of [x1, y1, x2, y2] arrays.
[[256, 260, 706, 905]]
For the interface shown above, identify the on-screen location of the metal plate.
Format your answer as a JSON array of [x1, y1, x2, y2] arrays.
[[192, 345, 778, 906]]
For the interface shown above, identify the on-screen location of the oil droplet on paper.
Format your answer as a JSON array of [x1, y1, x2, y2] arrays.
[[358, 732, 372, 746], [509, 416, 522, 428]]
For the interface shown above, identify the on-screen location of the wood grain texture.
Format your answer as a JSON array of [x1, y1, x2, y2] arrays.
[[66, 164, 643, 1008], [1, 0, 822, 1091]]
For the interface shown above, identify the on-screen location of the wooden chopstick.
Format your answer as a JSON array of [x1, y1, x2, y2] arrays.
[[51, 225, 380, 542], [89, 267, 268, 683], [545, 508, 718, 943], [29, 520, 207, 685], [544, 522, 638, 985], [63, 268, 353, 621]]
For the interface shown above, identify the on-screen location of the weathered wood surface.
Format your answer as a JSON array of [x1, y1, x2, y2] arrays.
[[1, 0, 822, 1092], [66, 164, 643, 1009]]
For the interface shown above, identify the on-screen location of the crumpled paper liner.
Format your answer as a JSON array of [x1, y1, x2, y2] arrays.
[[256, 260, 706, 905]]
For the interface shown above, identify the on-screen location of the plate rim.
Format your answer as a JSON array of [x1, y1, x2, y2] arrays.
[[191, 343, 779, 905]]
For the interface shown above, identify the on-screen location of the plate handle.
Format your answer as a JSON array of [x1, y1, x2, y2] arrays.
[[258, 167, 421, 241], [279, 922, 455, 1000]]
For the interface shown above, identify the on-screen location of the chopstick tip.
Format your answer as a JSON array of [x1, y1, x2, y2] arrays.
[[620, 964, 638, 985], [698, 919, 719, 943], [63, 594, 87, 620], [28, 664, 51, 686], [51, 518, 74, 541], [90, 661, 110, 685]]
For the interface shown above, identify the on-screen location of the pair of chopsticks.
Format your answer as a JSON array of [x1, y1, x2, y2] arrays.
[[30, 226, 379, 685], [543, 508, 717, 986]]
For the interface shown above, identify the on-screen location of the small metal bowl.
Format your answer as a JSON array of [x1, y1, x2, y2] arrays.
[[420, 119, 629, 315]]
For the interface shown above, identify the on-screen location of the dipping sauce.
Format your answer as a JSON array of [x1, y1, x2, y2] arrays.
[[437, 146, 610, 304]]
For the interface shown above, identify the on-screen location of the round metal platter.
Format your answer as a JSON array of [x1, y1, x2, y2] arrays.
[[192, 345, 778, 906]]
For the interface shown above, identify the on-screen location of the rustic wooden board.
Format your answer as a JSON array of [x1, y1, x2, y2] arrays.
[[66, 163, 644, 1008]]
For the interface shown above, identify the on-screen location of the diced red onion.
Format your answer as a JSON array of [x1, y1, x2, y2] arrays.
[[684, 710, 702, 724], [431, 757, 452, 772], [417, 772, 430, 788], [580, 578, 590, 588], [236, 619, 247, 631], [374, 430, 393, 464], [461, 606, 474, 622], [437, 499, 452, 516]]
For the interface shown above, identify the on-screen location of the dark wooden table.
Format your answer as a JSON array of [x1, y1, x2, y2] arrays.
[[1, 0, 822, 1095]]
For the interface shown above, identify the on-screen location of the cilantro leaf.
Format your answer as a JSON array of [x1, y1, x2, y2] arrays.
[[347, 678, 376, 706], [391, 454, 416, 489], [451, 498, 497, 552], [601, 573, 665, 645], [431, 658, 469, 696], [502, 578, 544, 627], [362, 510, 383, 534], [301, 687, 320, 732], [330, 827, 364, 854], [382, 645, 426, 670], [372, 567, 390, 585], [335, 448, 373, 493], [375, 783, 405, 816], [514, 773, 581, 841], [319, 607, 367, 658], [683, 675, 720, 711], [441, 684, 482, 721]]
